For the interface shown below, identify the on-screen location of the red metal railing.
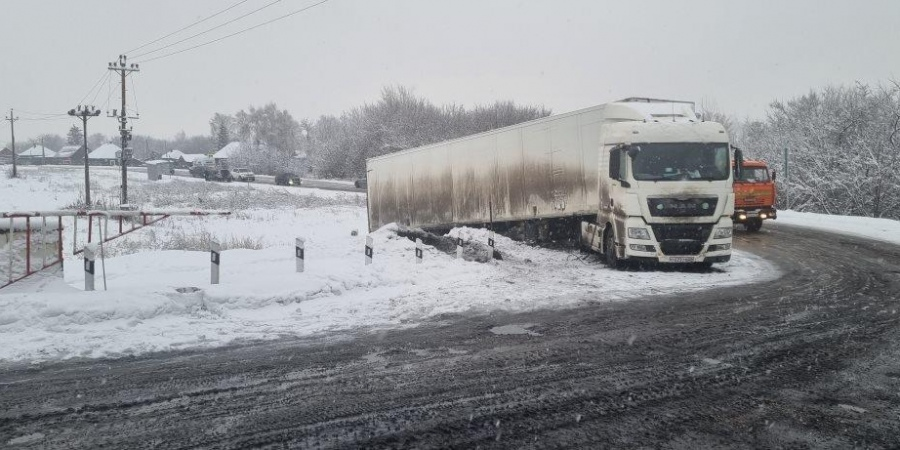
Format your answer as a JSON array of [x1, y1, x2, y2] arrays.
[[1, 209, 230, 290]]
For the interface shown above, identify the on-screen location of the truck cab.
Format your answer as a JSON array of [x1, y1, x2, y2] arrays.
[[581, 101, 738, 268], [733, 159, 777, 231]]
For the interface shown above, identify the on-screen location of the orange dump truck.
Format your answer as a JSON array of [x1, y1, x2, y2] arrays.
[[733, 159, 777, 231]]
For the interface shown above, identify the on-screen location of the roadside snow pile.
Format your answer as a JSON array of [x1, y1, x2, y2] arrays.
[[0, 165, 780, 362], [776, 210, 900, 246]]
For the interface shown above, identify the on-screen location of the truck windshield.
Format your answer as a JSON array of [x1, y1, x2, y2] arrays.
[[737, 167, 769, 182], [631, 143, 729, 181]]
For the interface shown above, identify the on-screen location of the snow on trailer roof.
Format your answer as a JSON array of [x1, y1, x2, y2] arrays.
[[368, 100, 713, 163]]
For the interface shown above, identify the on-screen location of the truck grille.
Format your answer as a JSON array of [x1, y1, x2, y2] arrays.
[[647, 197, 718, 217], [650, 224, 713, 255]]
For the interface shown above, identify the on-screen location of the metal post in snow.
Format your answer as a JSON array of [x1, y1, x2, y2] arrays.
[[40, 216, 47, 269], [365, 235, 373, 265], [210, 240, 221, 284], [7, 217, 13, 284], [84, 243, 97, 291], [783, 147, 790, 210], [415, 238, 423, 264], [455, 237, 463, 259], [295, 237, 305, 273]]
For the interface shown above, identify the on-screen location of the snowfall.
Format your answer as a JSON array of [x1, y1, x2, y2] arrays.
[[0, 165, 895, 363]]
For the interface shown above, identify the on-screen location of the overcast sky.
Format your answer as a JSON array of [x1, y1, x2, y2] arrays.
[[2, 0, 900, 145]]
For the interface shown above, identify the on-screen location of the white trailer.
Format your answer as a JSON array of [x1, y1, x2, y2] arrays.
[[366, 98, 742, 267]]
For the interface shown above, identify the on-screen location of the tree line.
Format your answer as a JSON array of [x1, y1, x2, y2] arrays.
[[734, 82, 900, 220], [7, 83, 898, 221]]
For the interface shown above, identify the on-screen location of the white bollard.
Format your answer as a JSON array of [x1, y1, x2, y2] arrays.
[[365, 235, 373, 265], [295, 237, 305, 273], [210, 240, 221, 285], [84, 243, 98, 291], [455, 237, 463, 259], [415, 238, 423, 264]]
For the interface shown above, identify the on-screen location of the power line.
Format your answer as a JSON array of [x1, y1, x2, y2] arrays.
[[14, 109, 69, 117], [88, 73, 113, 107], [132, 0, 285, 60], [135, 0, 331, 64], [130, 76, 140, 117], [77, 71, 111, 107], [124, 0, 251, 55]]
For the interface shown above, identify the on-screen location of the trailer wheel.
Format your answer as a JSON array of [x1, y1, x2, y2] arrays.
[[746, 219, 762, 232], [604, 228, 622, 270]]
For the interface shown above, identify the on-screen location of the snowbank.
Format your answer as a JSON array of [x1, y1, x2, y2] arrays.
[[775, 210, 900, 246], [0, 165, 780, 362]]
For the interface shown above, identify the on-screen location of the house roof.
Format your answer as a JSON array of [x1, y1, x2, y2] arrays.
[[57, 145, 84, 157], [18, 145, 57, 157], [88, 143, 122, 159], [161, 149, 185, 160], [181, 153, 207, 162], [213, 141, 244, 159]]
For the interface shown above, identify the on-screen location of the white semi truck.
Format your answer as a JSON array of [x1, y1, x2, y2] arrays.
[[366, 98, 743, 267]]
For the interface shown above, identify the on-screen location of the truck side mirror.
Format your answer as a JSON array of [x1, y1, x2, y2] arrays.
[[627, 145, 641, 159], [608, 147, 620, 180], [733, 148, 744, 180], [771, 170, 776, 181]]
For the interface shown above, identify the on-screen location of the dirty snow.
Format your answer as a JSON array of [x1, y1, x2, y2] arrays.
[[1, 165, 783, 362]]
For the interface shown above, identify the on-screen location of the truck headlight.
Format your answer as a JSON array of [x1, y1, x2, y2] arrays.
[[627, 227, 651, 240], [713, 227, 733, 239]]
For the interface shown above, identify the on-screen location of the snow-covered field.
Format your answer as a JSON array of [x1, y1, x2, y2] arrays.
[[1, 165, 783, 362]]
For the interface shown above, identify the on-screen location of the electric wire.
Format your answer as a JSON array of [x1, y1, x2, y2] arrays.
[[76, 71, 111, 107], [132, 0, 285, 59], [123, 0, 251, 55], [130, 76, 140, 117], [88, 73, 112, 108], [135, 0, 331, 64]]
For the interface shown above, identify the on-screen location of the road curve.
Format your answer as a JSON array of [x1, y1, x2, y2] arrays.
[[2, 223, 899, 449]]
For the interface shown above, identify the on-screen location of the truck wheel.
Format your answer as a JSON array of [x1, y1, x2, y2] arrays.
[[746, 219, 762, 232], [604, 228, 622, 270]]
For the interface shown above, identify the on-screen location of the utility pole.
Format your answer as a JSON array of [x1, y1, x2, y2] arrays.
[[4, 109, 18, 177], [783, 147, 789, 210], [107, 54, 140, 205], [68, 105, 101, 206]]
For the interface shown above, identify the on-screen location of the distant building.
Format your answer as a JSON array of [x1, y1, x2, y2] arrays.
[[56, 145, 86, 164], [0, 147, 11, 164], [181, 153, 207, 165], [18, 145, 57, 165], [160, 149, 196, 169], [88, 143, 122, 166], [213, 141, 244, 165]]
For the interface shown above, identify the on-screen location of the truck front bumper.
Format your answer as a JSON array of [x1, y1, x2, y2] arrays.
[[733, 207, 777, 223], [621, 217, 733, 264]]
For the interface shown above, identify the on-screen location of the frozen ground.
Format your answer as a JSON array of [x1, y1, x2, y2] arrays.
[[0, 165, 788, 362]]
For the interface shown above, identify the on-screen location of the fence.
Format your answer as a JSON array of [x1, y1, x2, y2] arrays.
[[1, 209, 231, 290]]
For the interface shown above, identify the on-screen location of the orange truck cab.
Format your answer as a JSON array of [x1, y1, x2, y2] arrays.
[[733, 159, 777, 231]]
